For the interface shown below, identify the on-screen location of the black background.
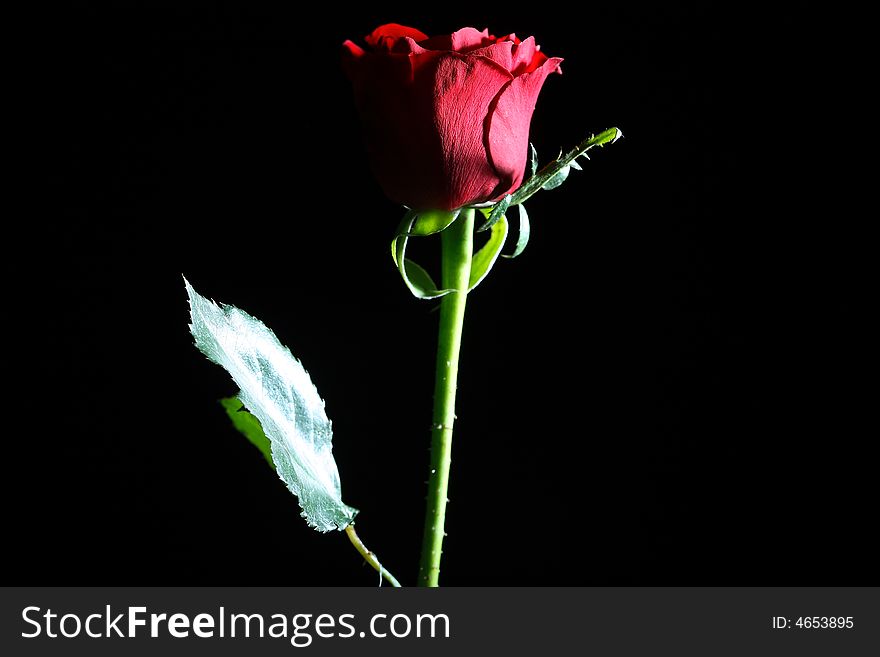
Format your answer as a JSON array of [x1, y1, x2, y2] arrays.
[[10, 3, 870, 585]]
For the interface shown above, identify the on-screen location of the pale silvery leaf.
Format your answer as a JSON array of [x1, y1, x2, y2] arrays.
[[185, 279, 357, 532]]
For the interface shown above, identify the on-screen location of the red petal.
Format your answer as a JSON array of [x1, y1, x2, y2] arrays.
[[510, 36, 538, 74], [341, 40, 365, 79], [365, 23, 428, 50], [470, 40, 515, 72], [450, 27, 491, 51], [431, 54, 513, 208], [391, 36, 428, 55], [419, 27, 492, 53], [495, 33, 521, 45], [485, 57, 563, 197]]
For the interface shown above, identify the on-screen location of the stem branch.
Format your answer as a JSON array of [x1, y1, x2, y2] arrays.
[[345, 525, 401, 587]]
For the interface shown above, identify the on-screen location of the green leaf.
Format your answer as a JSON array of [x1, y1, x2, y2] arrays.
[[221, 397, 274, 467], [478, 194, 511, 232], [502, 203, 530, 259], [469, 213, 508, 291], [391, 211, 453, 300], [186, 279, 358, 532]]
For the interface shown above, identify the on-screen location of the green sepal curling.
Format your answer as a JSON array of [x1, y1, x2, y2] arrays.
[[391, 210, 455, 300], [469, 213, 508, 291], [502, 203, 530, 259], [391, 208, 511, 299]]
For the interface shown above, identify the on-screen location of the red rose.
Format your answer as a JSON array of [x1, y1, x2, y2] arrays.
[[343, 24, 562, 211]]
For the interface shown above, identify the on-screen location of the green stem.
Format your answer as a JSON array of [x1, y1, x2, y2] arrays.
[[418, 208, 474, 586], [345, 525, 401, 587]]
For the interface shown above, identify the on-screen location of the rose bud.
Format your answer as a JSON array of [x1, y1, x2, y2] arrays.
[[343, 24, 562, 212]]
